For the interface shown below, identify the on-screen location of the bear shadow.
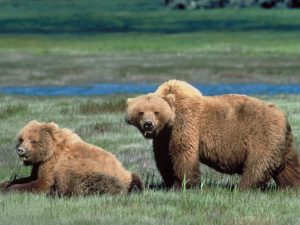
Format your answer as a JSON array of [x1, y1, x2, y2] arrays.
[[142, 172, 279, 192]]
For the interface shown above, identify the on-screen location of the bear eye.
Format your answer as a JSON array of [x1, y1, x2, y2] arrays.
[[18, 138, 23, 143], [31, 140, 38, 144], [154, 111, 160, 116], [138, 112, 144, 116]]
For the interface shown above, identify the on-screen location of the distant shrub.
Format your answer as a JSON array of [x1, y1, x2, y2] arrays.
[[227, 0, 258, 8], [195, 0, 228, 8], [166, 0, 300, 8]]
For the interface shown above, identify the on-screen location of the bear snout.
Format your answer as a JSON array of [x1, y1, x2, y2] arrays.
[[16, 146, 30, 159], [143, 121, 154, 131], [17, 147, 26, 156]]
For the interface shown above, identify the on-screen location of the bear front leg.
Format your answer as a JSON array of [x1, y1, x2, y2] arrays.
[[153, 134, 175, 188], [153, 148, 175, 188], [0, 176, 35, 192], [169, 140, 200, 190], [0, 166, 39, 192], [5, 179, 50, 193], [0, 180, 11, 191]]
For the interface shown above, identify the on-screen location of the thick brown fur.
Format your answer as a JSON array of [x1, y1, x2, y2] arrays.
[[50, 172, 126, 197], [125, 81, 300, 190], [272, 122, 300, 188], [154, 79, 202, 98], [0, 120, 143, 196]]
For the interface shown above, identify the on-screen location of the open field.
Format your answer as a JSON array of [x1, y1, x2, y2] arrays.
[[1, 94, 300, 224], [1, 31, 299, 86], [1, 1, 300, 224], [1, 190, 300, 225], [0, 5, 300, 86]]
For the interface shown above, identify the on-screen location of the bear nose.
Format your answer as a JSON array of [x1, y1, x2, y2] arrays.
[[17, 147, 26, 156], [143, 121, 154, 131]]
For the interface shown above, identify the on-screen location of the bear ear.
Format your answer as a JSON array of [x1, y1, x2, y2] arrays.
[[126, 98, 133, 105], [28, 120, 40, 125], [48, 121, 59, 129], [42, 122, 59, 136]]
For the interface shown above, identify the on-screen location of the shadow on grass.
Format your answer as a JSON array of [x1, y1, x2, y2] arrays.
[[143, 171, 278, 192]]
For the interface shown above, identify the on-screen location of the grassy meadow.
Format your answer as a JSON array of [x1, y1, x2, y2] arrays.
[[1, 0, 300, 224], [1, 95, 300, 225], [1, 5, 300, 86]]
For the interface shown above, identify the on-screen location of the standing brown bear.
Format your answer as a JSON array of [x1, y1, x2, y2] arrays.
[[125, 81, 300, 190], [0, 120, 143, 196]]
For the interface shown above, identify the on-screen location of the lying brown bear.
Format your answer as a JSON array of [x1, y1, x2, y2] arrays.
[[0, 120, 143, 196], [125, 81, 300, 190]]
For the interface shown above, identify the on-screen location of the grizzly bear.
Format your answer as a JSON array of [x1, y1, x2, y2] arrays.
[[125, 84, 300, 190], [0, 120, 143, 196]]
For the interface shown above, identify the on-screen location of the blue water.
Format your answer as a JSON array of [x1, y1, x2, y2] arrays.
[[1, 83, 300, 96]]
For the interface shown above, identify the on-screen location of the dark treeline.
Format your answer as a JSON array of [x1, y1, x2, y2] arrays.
[[167, 0, 300, 9], [0, 0, 299, 34]]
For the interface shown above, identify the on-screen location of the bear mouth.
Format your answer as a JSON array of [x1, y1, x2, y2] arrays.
[[19, 155, 32, 166], [19, 155, 29, 160], [18, 154, 30, 162], [143, 130, 156, 138]]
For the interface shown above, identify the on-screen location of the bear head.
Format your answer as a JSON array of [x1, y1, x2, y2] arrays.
[[125, 93, 175, 139], [16, 120, 59, 166]]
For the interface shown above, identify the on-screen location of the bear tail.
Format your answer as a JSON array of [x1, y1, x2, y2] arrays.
[[273, 122, 300, 188], [128, 173, 144, 193]]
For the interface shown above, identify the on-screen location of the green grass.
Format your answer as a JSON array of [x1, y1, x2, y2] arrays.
[[0, 31, 299, 86], [1, 95, 300, 224], [1, 2, 300, 224], [0, 3, 300, 85], [1, 190, 300, 225], [1, 31, 300, 55]]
